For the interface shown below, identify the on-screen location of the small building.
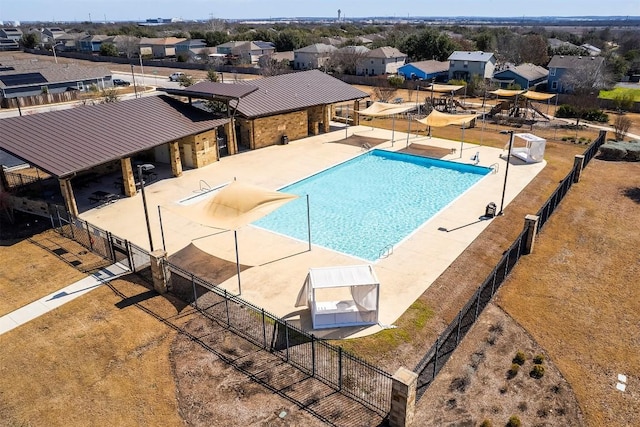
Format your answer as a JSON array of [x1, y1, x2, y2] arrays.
[[139, 37, 186, 58], [41, 27, 67, 44], [0, 28, 23, 41], [547, 55, 605, 93], [398, 60, 449, 81], [358, 46, 407, 76], [175, 38, 206, 56], [215, 41, 275, 65], [79, 34, 113, 53], [447, 51, 496, 82], [492, 63, 549, 89], [0, 38, 20, 51], [293, 43, 337, 70], [580, 43, 602, 56]]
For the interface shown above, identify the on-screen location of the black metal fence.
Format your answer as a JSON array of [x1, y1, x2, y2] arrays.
[[165, 260, 394, 416], [413, 130, 607, 399]]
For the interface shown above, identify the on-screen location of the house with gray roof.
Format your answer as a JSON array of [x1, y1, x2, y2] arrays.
[[0, 28, 23, 41], [294, 44, 337, 70], [447, 51, 496, 81], [0, 60, 112, 102], [492, 63, 549, 89], [215, 41, 275, 64], [79, 34, 114, 53], [0, 38, 20, 51], [358, 46, 407, 76], [547, 55, 605, 93]]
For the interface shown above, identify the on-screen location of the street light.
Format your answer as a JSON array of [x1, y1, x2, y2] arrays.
[[498, 130, 515, 216], [137, 164, 154, 250], [130, 64, 138, 98], [51, 42, 63, 64]]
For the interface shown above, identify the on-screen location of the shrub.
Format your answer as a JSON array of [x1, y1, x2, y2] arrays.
[[507, 363, 520, 379], [530, 364, 545, 379], [480, 419, 493, 427], [556, 104, 578, 118], [506, 415, 522, 427], [387, 75, 404, 88], [513, 351, 526, 365], [533, 354, 545, 364], [583, 109, 609, 123]]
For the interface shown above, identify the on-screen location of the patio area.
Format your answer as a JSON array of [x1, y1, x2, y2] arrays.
[[79, 124, 546, 338]]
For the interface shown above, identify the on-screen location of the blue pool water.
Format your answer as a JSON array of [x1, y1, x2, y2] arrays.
[[253, 149, 491, 261]]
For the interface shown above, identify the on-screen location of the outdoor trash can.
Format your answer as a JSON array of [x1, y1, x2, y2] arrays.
[[281, 135, 289, 145], [485, 202, 497, 218]]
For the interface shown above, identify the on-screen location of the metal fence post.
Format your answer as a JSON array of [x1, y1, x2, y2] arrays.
[[474, 291, 481, 320], [191, 274, 198, 309], [224, 289, 230, 326], [262, 309, 267, 349], [490, 270, 497, 296], [311, 334, 316, 377], [338, 347, 343, 390], [284, 320, 290, 362], [455, 311, 462, 345], [86, 223, 94, 251], [432, 338, 439, 379]]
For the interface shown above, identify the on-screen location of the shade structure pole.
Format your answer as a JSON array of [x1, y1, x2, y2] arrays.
[[406, 113, 412, 147], [234, 230, 241, 295], [391, 114, 395, 146], [345, 104, 349, 140], [158, 205, 166, 252], [499, 131, 515, 215], [459, 124, 465, 158], [306, 194, 311, 251]]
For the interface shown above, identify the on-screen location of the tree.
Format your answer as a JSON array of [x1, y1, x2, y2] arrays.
[[399, 28, 457, 62], [518, 34, 549, 65], [100, 88, 119, 103], [177, 74, 195, 87], [273, 29, 308, 52], [326, 47, 369, 75], [257, 56, 290, 77], [206, 68, 219, 82], [560, 64, 609, 127], [204, 30, 229, 47], [115, 36, 139, 59], [100, 42, 119, 57], [21, 33, 39, 49], [613, 114, 632, 140]]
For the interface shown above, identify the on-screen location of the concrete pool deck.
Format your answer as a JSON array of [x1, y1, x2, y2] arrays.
[[80, 124, 546, 339]]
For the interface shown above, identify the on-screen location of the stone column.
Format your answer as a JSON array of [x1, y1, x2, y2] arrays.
[[149, 249, 169, 294], [573, 155, 585, 183], [169, 141, 183, 177], [120, 158, 137, 197], [352, 100, 361, 126], [225, 120, 237, 155], [523, 214, 540, 255], [389, 367, 418, 427], [323, 105, 331, 133], [58, 178, 78, 217]]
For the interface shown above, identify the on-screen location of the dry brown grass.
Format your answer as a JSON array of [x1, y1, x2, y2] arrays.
[[0, 275, 185, 426], [0, 234, 85, 316], [497, 159, 640, 426]]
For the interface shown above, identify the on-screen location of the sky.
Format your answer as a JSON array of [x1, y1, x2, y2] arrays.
[[1, 0, 639, 23]]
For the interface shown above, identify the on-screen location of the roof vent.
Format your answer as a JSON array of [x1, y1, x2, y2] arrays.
[[578, 56, 582, 59]]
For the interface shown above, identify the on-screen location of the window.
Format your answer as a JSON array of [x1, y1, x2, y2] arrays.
[[450, 60, 454, 66], [463, 60, 468, 68], [551, 81, 558, 90], [549, 67, 556, 76]]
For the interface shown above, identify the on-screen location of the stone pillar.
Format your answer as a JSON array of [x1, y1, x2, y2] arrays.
[[389, 367, 418, 427], [573, 155, 585, 183], [120, 158, 137, 197], [58, 178, 78, 217], [352, 100, 360, 126], [149, 249, 169, 294], [225, 120, 237, 155], [523, 214, 540, 255], [323, 105, 331, 133], [169, 141, 183, 177]]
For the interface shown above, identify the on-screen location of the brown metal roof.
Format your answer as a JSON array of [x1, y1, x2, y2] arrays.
[[163, 81, 258, 100], [233, 69, 369, 118], [0, 95, 229, 178]]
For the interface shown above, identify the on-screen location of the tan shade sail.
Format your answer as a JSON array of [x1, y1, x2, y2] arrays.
[[425, 83, 465, 93], [176, 181, 298, 230], [357, 101, 415, 117], [416, 110, 477, 127], [522, 91, 556, 101], [490, 89, 526, 97]]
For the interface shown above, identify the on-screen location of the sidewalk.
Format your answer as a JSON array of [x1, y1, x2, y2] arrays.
[[0, 262, 130, 335]]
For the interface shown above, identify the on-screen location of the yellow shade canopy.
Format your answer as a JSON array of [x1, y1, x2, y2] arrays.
[[175, 181, 298, 230], [416, 110, 478, 128], [425, 83, 465, 93], [490, 89, 526, 97], [357, 101, 415, 117], [522, 91, 556, 101]]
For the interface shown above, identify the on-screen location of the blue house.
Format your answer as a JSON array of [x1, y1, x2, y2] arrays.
[[492, 63, 549, 89], [398, 60, 449, 81], [175, 39, 206, 55], [547, 55, 605, 93], [79, 35, 113, 53]]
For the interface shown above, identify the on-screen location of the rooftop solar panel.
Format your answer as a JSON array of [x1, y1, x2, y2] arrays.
[[0, 72, 48, 87]]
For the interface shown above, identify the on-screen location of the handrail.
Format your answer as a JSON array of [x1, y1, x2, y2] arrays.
[[378, 244, 393, 259], [489, 162, 499, 174]]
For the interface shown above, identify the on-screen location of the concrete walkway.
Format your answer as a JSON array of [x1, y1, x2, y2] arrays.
[[0, 262, 130, 335]]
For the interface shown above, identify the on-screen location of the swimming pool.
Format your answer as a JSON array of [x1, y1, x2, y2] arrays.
[[253, 149, 491, 261]]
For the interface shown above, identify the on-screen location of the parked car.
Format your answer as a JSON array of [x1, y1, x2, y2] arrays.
[[169, 72, 185, 81], [112, 79, 130, 86]]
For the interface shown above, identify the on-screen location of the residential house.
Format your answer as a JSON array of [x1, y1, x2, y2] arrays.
[[0, 28, 23, 41], [293, 44, 337, 70], [216, 41, 275, 65], [56, 32, 85, 51], [547, 55, 606, 93], [79, 34, 113, 53], [492, 63, 549, 89], [447, 51, 496, 82], [175, 38, 207, 61], [357, 46, 407, 76], [139, 37, 186, 58], [0, 38, 20, 51], [0, 59, 112, 100], [41, 27, 67, 43], [332, 45, 370, 74], [398, 60, 449, 81]]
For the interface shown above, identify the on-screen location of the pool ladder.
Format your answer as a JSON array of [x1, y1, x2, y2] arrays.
[[379, 244, 394, 259], [489, 163, 499, 174], [361, 142, 371, 151]]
